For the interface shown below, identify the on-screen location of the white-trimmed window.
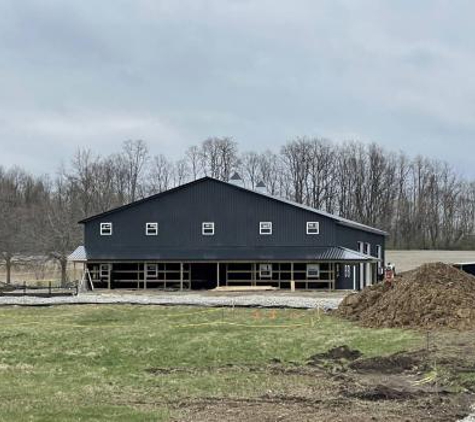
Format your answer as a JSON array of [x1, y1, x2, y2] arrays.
[[306, 264, 320, 278], [344, 265, 352, 278], [100, 222, 113, 236], [306, 221, 320, 235], [202, 222, 215, 236], [259, 263, 272, 278], [357, 241, 364, 253], [145, 222, 158, 236], [100, 264, 110, 278], [259, 221, 272, 235], [146, 263, 158, 278]]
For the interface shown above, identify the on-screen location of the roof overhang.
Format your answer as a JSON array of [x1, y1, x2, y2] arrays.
[[76, 246, 380, 263], [68, 246, 87, 262]]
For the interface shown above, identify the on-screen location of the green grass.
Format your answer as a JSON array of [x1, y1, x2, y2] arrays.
[[0, 305, 423, 421]]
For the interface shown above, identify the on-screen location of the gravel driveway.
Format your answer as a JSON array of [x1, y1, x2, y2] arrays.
[[0, 290, 346, 310]]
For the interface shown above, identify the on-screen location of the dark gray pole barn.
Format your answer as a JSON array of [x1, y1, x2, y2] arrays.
[[69, 176, 386, 291]]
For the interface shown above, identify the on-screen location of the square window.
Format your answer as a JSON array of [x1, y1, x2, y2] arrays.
[[202, 222, 215, 236], [344, 265, 352, 278], [100, 222, 113, 236], [259, 221, 272, 235], [259, 263, 272, 278], [307, 264, 320, 278], [100, 264, 110, 278], [146, 263, 158, 278], [146, 222, 158, 236], [306, 221, 320, 235]]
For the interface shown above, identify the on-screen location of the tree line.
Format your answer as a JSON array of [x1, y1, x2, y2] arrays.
[[1, 137, 474, 283]]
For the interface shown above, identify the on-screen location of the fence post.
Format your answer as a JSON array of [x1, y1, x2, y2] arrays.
[[23, 281, 26, 296], [49, 281, 52, 297]]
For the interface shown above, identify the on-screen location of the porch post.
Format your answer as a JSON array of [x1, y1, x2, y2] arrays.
[[180, 262, 184, 291], [353, 264, 357, 290], [290, 262, 295, 292], [144, 262, 148, 289], [216, 262, 220, 288]]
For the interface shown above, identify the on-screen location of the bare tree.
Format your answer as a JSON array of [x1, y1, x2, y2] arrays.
[[120, 140, 149, 202], [200, 137, 239, 181]]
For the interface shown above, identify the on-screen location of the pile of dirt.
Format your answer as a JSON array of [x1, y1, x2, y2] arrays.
[[308, 345, 362, 366], [349, 350, 429, 374], [337, 262, 475, 330]]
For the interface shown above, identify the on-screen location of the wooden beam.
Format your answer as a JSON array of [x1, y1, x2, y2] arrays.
[[217, 262, 220, 287], [144, 262, 148, 289], [180, 262, 184, 291]]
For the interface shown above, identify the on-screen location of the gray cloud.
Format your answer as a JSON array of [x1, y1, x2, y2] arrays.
[[0, 0, 474, 176]]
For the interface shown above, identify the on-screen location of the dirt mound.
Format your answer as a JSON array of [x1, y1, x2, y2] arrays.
[[337, 262, 475, 330], [349, 350, 428, 374], [343, 385, 419, 401], [308, 345, 362, 366]]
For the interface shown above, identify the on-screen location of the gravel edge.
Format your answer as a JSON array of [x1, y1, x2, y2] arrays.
[[0, 293, 342, 310]]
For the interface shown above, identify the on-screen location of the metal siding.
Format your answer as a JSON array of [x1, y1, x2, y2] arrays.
[[78, 246, 376, 262], [84, 179, 338, 259], [335, 224, 386, 289]]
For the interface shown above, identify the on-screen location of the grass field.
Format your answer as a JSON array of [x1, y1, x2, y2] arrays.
[[0, 305, 435, 421]]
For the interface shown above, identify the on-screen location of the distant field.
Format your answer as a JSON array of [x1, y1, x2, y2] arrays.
[[0, 261, 81, 285], [386, 250, 475, 273]]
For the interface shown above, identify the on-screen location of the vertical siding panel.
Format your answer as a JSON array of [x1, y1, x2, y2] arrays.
[[84, 178, 380, 259]]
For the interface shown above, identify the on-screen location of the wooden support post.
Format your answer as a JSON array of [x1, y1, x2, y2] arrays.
[[225, 263, 228, 287], [180, 262, 184, 291], [107, 265, 111, 290], [290, 262, 295, 292], [144, 262, 148, 289], [216, 262, 220, 288], [329, 263, 333, 291]]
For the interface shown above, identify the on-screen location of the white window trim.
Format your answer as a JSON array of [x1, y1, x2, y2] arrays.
[[146, 263, 158, 278], [100, 264, 110, 278], [365, 243, 371, 255], [306, 263, 320, 279], [259, 221, 273, 235], [259, 263, 272, 278], [306, 221, 320, 235], [202, 222, 215, 236], [145, 222, 158, 236], [100, 222, 113, 236]]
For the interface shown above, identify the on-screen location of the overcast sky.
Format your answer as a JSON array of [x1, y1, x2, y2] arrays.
[[1, 0, 474, 176]]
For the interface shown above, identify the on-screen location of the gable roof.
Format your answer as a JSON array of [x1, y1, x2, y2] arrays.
[[78, 176, 388, 236]]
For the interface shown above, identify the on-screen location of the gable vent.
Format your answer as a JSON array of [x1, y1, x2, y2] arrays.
[[256, 181, 267, 194], [230, 172, 244, 187]]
